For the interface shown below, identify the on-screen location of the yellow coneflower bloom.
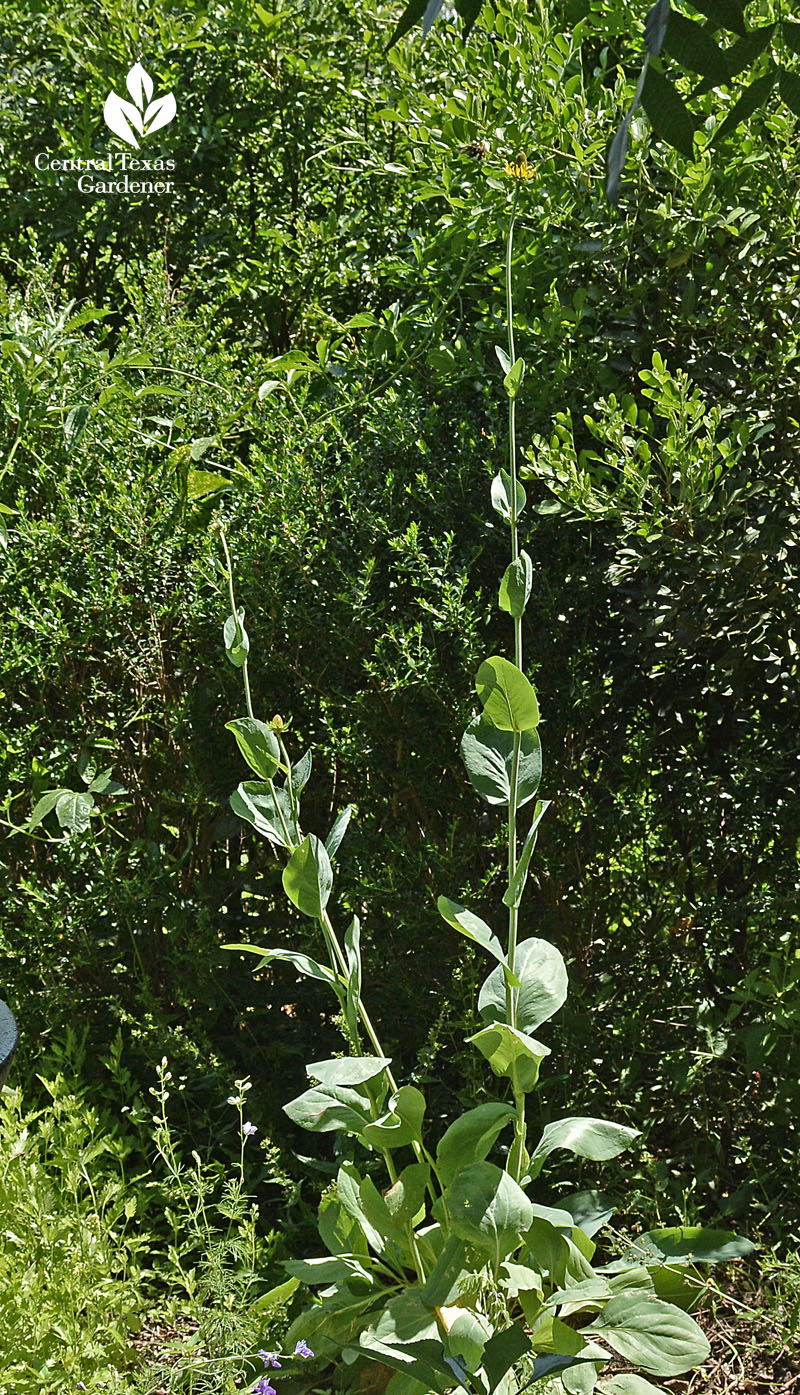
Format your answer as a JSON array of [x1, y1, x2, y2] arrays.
[[503, 151, 534, 180]]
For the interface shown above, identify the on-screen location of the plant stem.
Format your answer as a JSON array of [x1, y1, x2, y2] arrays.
[[220, 528, 256, 721], [504, 186, 528, 1181], [320, 908, 398, 1089], [220, 531, 432, 1194]]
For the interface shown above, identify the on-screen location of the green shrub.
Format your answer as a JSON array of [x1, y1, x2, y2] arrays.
[[0, 1062, 146, 1388]]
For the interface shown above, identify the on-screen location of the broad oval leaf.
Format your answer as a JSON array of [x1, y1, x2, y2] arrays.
[[615, 1226, 755, 1267], [336, 1161, 389, 1254], [468, 1022, 551, 1092], [591, 1295, 710, 1377], [384, 1162, 430, 1226], [363, 1289, 442, 1348], [283, 1084, 371, 1136], [230, 780, 298, 848], [461, 718, 542, 808], [530, 1118, 640, 1179], [482, 1323, 533, 1392], [419, 1233, 473, 1309], [292, 748, 313, 793], [225, 716, 281, 779], [361, 1085, 426, 1150], [531, 1354, 593, 1381], [251, 1275, 300, 1315], [223, 607, 249, 667], [503, 357, 526, 399], [27, 789, 69, 831], [441, 1306, 492, 1372], [479, 937, 568, 1032], [561, 1191, 618, 1239], [476, 656, 540, 733], [499, 552, 533, 618], [307, 1056, 391, 1087], [436, 1103, 515, 1184], [325, 804, 353, 859], [282, 834, 333, 918], [600, 1376, 667, 1395], [490, 470, 527, 523], [283, 1255, 358, 1283], [55, 790, 94, 834], [359, 1290, 444, 1389], [448, 1162, 533, 1261]]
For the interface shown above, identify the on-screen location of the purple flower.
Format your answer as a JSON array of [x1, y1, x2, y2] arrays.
[[258, 1350, 281, 1369], [294, 1339, 314, 1359], [253, 1379, 276, 1395], [77, 1387, 87, 1392], [242, 1121, 258, 1138]]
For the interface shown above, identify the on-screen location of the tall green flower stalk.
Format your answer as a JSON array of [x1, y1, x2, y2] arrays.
[[503, 184, 527, 1181], [213, 175, 742, 1395]]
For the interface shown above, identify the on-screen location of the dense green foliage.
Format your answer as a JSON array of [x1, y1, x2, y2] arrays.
[[1, 0, 800, 1388]]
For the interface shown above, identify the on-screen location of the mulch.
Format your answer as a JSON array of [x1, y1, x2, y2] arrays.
[[677, 1281, 799, 1395]]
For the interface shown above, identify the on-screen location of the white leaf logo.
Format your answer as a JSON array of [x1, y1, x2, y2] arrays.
[[126, 62, 153, 109], [103, 93, 144, 147], [104, 62, 176, 147], [143, 93, 177, 135]]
